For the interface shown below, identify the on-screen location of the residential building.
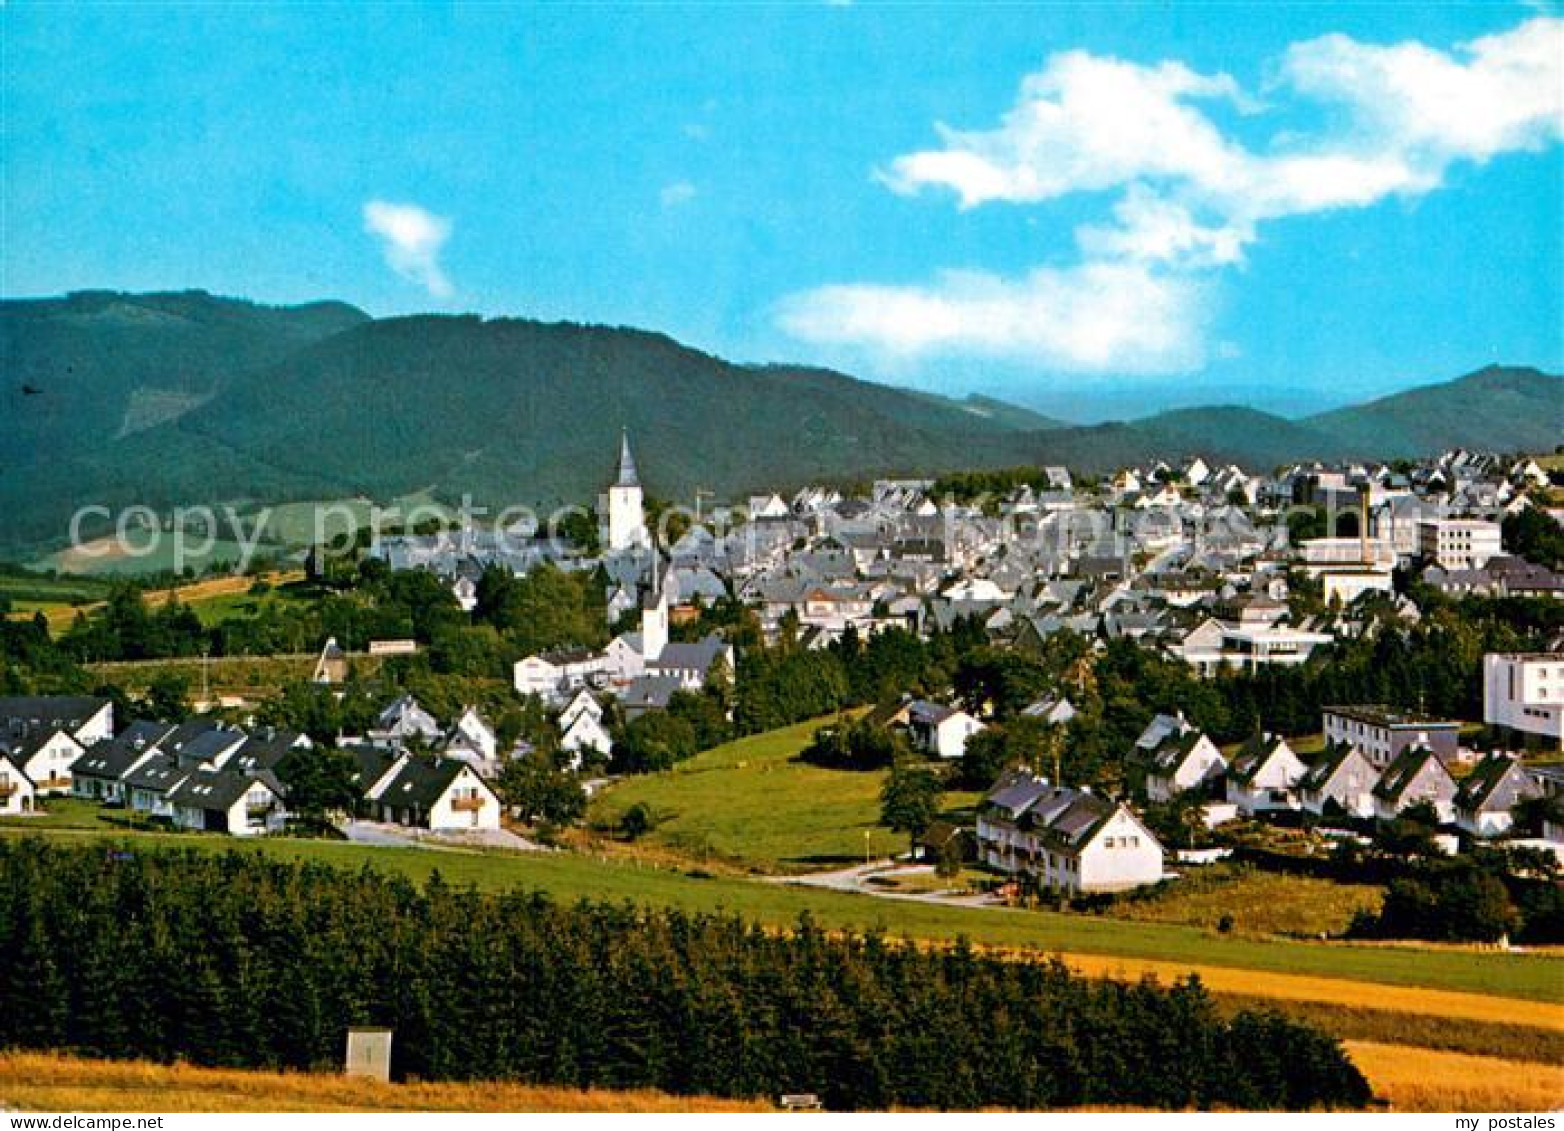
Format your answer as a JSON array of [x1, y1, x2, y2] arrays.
[[364, 755, 503, 831], [0, 695, 114, 748], [1225, 733, 1307, 814], [1322, 706, 1461, 769], [1372, 745, 1458, 824], [976, 770, 1163, 894], [1483, 652, 1564, 749], [1453, 754, 1540, 838], [907, 701, 986, 759], [1141, 730, 1227, 803], [1298, 742, 1379, 819], [1, 728, 84, 795], [168, 768, 287, 837], [1418, 519, 1503, 571], [0, 750, 36, 815]]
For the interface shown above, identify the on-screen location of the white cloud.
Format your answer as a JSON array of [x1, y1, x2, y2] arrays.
[[777, 263, 1212, 375], [780, 17, 1562, 374], [882, 53, 1251, 209], [363, 200, 454, 298], [660, 180, 698, 208]]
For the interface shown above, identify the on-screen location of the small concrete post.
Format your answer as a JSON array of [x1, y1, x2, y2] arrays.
[[345, 1027, 393, 1082]]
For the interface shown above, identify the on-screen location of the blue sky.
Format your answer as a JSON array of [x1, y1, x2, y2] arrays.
[[3, 2, 1560, 420]]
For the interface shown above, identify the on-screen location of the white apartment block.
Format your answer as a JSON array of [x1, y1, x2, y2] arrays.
[[1418, 519, 1502, 571], [1483, 652, 1564, 749]]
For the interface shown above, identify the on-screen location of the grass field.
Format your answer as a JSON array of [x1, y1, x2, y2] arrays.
[[0, 1052, 766, 1113], [1109, 864, 1383, 938], [585, 717, 980, 872], [3, 817, 1558, 1007]]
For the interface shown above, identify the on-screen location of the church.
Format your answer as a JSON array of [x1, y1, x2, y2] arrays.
[[599, 430, 650, 553]]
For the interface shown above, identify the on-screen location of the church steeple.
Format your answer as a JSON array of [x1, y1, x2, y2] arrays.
[[615, 429, 640, 488]]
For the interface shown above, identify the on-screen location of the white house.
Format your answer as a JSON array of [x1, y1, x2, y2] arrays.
[[365, 755, 502, 831], [0, 750, 37, 815], [168, 769, 286, 837], [1142, 730, 1226, 803], [1483, 652, 1564, 750], [3, 727, 85, 796], [0, 695, 114, 749], [1372, 745, 1458, 824], [1224, 733, 1307, 814], [976, 770, 1163, 894], [1453, 754, 1540, 838], [514, 648, 608, 701], [907, 701, 986, 759], [1298, 742, 1379, 819], [559, 689, 612, 767]]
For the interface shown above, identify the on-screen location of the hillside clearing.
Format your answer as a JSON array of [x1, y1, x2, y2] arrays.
[[585, 716, 980, 872]]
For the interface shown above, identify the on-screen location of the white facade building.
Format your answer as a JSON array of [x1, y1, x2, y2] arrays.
[[1483, 652, 1564, 749], [1418, 519, 1502, 571]]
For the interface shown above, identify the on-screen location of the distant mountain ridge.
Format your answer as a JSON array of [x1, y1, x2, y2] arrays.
[[1, 290, 1558, 555]]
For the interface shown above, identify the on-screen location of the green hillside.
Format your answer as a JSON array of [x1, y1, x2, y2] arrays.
[[1303, 365, 1563, 457], [1, 289, 1557, 559]]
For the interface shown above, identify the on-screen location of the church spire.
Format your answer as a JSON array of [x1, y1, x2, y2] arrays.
[[615, 428, 640, 488]]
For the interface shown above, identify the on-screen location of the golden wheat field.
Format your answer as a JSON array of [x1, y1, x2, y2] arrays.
[[1056, 954, 1564, 1033], [3, 1045, 1560, 1113], [1343, 1042, 1564, 1112], [0, 1053, 769, 1113]]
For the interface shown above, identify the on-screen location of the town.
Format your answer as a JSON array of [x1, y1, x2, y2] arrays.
[[4, 436, 1561, 946]]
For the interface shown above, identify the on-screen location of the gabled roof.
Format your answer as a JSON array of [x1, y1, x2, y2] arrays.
[[120, 752, 188, 795], [167, 768, 279, 812], [71, 721, 177, 780], [1, 726, 83, 761], [1226, 733, 1296, 786], [1373, 745, 1454, 802], [1146, 730, 1220, 776], [376, 756, 492, 809], [0, 695, 111, 732], [1454, 754, 1538, 814], [1298, 741, 1371, 792]]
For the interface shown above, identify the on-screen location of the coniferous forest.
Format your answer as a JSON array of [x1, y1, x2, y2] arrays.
[[0, 841, 1371, 1111]]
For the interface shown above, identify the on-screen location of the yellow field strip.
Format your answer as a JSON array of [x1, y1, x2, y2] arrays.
[[1058, 953, 1564, 1032], [0, 1052, 765, 1113], [1345, 1041, 1564, 1112]]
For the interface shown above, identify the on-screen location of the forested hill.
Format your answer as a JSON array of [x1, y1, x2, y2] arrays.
[[1, 288, 1557, 554]]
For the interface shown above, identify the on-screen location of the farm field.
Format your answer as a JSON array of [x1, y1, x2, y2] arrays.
[[2, 820, 1558, 1007], [0, 1052, 766, 1113], [585, 716, 981, 872], [1, 1045, 1556, 1112], [1341, 1041, 1564, 1112], [4, 569, 305, 634]]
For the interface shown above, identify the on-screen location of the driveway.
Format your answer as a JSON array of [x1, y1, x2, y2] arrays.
[[338, 820, 542, 852], [774, 861, 998, 909]]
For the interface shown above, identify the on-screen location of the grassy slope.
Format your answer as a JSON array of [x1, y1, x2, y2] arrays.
[[585, 717, 980, 872], [3, 815, 1558, 1006]]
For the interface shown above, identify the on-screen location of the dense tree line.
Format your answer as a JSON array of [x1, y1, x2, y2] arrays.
[[0, 841, 1370, 1111]]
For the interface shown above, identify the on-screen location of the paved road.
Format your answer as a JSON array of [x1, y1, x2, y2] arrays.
[[773, 861, 998, 909]]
